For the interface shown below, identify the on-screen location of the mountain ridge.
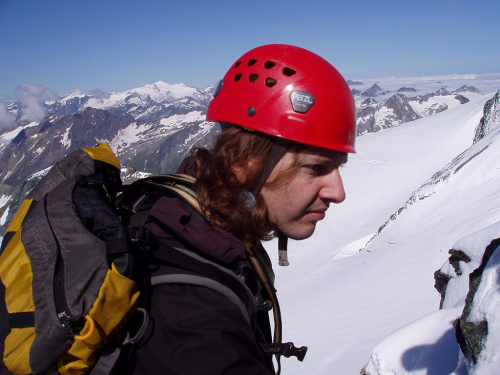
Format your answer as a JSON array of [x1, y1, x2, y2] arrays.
[[0, 78, 496, 236]]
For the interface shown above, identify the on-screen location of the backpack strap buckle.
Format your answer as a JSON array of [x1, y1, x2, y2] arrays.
[[122, 308, 150, 345]]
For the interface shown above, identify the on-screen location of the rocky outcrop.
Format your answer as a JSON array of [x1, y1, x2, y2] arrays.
[[356, 93, 421, 135], [455, 237, 500, 365], [361, 83, 383, 97], [347, 80, 364, 86], [433, 223, 500, 373], [434, 87, 451, 96], [454, 85, 482, 95], [473, 89, 500, 143], [397, 87, 417, 93]]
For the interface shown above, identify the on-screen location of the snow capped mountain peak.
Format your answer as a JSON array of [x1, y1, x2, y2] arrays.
[[58, 90, 87, 104], [88, 81, 199, 106], [64, 80, 210, 120], [434, 87, 450, 96], [453, 84, 482, 95], [362, 83, 383, 97], [138, 81, 198, 102]]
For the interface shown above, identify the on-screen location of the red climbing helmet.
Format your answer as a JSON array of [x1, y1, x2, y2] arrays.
[[206, 44, 356, 153]]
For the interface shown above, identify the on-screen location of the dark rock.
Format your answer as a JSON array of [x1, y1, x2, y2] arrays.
[[453, 85, 482, 95], [455, 237, 500, 364], [347, 80, 364, 86], [397, 87, 417, 93], [474, 89, 500, 144], [361, 84, 383, 97], [454, 95, 470, 105], [361, 98, 377, 105], [434, 87, 450, 96]]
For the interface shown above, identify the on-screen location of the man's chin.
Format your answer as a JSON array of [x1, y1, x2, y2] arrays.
[[284, 224, 316, 241]]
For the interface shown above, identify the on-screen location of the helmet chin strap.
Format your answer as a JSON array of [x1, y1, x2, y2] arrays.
[[249, 137, 290, 197], [278, 232, 290, 267], [249, 137, 291, 266]]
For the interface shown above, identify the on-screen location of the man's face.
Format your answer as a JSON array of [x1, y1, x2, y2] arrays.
[[260, 147, 347, 240]]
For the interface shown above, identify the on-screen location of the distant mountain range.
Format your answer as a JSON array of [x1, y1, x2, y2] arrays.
[[0, 79, 487, 233], [351, 83, 482, 134]]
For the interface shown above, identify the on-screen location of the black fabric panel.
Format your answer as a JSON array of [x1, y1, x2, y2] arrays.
[[120, 283, 272, 375], [154, 244, 253, 310], [0, 232, 15, 255], [106, 238, 132, 256], [0, 278, 9, 372], [1, 363, 17, 375], [73, 186, 128, 243], [73, 185, 134, 278], [8, 311, 35, 328]]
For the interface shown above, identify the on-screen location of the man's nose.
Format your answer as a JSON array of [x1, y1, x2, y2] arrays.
[[319, 169, 346, 204]]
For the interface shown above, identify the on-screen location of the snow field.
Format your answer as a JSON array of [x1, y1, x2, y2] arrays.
[[270, 93, 498, 374]]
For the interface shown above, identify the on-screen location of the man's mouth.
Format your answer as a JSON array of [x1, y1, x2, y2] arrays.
[[305, 207, 328, 221]]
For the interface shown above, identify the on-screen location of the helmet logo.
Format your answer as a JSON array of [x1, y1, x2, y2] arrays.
[[290, 91, 315, 113]]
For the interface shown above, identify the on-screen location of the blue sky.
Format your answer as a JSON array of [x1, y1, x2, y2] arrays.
[[1, 0, 499, 100]]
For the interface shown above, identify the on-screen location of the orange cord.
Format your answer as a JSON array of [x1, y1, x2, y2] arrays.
[[74, 315, 95, 341]]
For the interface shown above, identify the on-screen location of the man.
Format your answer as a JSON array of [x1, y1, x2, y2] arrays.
[[123, 44, 356, 375]]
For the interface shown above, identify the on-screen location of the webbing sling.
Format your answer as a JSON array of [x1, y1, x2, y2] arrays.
[[128, 174, 201, 213]]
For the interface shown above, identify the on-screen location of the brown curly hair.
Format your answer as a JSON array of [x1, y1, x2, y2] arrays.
[[193, 126, 276, 250]]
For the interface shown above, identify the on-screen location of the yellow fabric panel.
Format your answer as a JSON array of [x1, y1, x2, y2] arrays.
[[0, 230, 34, 313], [3, 327, 36, 374], [1, 199, 35, 374], [82, 143, 121, 171], [4, 199, 32, 234], [58, 264, 140, 375]]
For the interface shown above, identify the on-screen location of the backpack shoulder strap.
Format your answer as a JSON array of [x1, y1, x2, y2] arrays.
[[137, 174, 200, 211], [118, 174, 206, 228], [151, 244, 257, 324]]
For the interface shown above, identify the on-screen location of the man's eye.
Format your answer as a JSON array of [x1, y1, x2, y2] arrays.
[[306, 165, 324, 173]]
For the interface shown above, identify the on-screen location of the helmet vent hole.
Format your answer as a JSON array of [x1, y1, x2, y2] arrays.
[[248, 59, 258, 66], [234, 73, 242, 82], [234, 61, 241, 69], [266, 78, 277, 87], [249, 74, 259, 82], [264, 61, 276, 69], [283, 67, 296, 76]]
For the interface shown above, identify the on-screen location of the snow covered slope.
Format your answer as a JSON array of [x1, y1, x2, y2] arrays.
[[271, 91, 500, 375]]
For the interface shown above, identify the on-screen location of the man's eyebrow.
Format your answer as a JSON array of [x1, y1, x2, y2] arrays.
[[310, 153, 348, 167], [301, 147, 348, 165], [327, 151, 348, 165]]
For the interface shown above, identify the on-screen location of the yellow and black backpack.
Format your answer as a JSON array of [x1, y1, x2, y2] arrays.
[[0, 144, 140, 375]]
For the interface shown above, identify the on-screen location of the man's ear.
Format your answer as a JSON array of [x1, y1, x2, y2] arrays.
[[231, 159, 248, 184]]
